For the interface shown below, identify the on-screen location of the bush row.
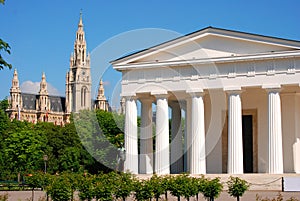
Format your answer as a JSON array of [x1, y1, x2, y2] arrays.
[[24, 171, 250, 201]]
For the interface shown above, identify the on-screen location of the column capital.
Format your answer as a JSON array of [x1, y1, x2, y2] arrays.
[[262, 85, 281, 92], [224, 86, 242, 94], [152, 92, 169, 99], [123, 95, 137, 101], [186, 90, 205, 98]]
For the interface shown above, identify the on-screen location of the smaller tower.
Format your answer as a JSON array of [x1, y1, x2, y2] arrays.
[[38, 72, 49, 112], [8, 69, 22, 120], [95, 79, 108, 111], [9, 69, 22, 110]]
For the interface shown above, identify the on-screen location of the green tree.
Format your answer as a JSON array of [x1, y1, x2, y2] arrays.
[[47, 175, 72, 201], [3, 129, 48, 175], [93, 173, 114, 201], [25, 171, 51, 201], [114, 172, 135, 201], [201, 178, 223, 201], [0, 1, 12, 70], [58, 147, 81, 172], [227, 176, 249, 201], [134, 179, 154, 201], [149, 174, 171, 201], [78, 173, 94, 201], [96, 110, 124, 148], [74, 110, 118, 172]]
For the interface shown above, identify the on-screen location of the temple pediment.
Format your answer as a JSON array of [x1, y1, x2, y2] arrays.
[[112, 27, 300, 68]]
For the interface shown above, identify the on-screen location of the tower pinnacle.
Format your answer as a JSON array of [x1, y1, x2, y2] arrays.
[[78, 10, 83, 28], [39, 72, 48, 95]]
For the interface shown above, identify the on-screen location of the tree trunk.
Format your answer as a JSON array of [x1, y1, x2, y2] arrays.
[[237, 196, 240, 201], [165, 192, 168, 200], [123, 196, 126, 201], [177, 196, 180, 201]]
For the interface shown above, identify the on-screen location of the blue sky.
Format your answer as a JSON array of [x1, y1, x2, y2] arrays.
[[0, 0, 299, 109]]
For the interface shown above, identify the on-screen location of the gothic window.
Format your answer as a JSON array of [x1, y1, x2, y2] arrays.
[[81, 86, 87, 107]]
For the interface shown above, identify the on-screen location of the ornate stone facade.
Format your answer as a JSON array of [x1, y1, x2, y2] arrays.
[[6, 13, 109, 125]]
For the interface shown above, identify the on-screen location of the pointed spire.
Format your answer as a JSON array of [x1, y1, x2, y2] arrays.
[[73, 10, 87, 66], [13, 68, 18, 77], [12, 69, 19, 88], [39, 72, 48, 95], [97, 79, 106, 100], [78, 10, 83, 28]]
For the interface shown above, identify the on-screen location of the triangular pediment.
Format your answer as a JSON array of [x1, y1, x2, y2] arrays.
[[112, 27, 300, 67]]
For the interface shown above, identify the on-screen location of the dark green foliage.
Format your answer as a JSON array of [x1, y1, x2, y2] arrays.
[[114, 172, 135, 201], [149, 174, 171, 201], [0, 38, 12, 70], [47, 175, 72, 201], [201, 177, 223, 201], [169, 173, 194, 200], [0, 0, 12, 70], [134, 179, 154, 201], [0, 105, 125, 179], [93, 173, 114, 201], [227, 176, 249, 201], [78, 173, 94, 201], [74, 110, 122, 172], [3, 129, 47, 173]]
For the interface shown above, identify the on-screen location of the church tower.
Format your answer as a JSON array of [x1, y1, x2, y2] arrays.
[[8, 69, 22, 120], [66, 12, 91, 113], [38, 72, 49, 112], [95, 79, 109, 111]]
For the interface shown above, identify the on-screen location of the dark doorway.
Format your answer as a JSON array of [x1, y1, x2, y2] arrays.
[[242, 115, 253, 173]]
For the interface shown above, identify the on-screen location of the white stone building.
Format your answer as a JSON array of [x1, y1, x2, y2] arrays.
[[112, 27, 300, 175]]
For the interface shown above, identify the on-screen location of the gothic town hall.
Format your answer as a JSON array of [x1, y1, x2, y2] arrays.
[[6, 14, 109, 125]]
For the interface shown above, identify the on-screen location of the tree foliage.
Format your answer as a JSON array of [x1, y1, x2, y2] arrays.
[[0, 1, 12, 70], [227, 176, 249, 201], [202, 177, 223, 201], [0, 104, 125, 179]]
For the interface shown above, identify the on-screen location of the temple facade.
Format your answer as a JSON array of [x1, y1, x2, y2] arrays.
[[112, 27, 300, 174], [6, 13, 109, 125]]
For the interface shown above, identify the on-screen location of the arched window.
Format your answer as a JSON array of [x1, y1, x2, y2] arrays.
[[81, 86, 87, 107]]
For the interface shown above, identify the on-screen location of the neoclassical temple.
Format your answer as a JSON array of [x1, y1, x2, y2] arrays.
[[6, 13, 109, 124], [112, 27, 300, 175]]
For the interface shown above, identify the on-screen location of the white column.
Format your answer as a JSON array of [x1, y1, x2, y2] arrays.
[[140, 98, 153, 174], [170, 101, 183, 174], [124, 96, 138, 174], [267, 89, 283, 173], [155, 94, 170, 174], [186, 98, 192, 172], [189, 93, 206, 174], [227, 90, 244, 174]]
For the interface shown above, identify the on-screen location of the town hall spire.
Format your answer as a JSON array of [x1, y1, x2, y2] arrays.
[[66, 12, 91, 113]]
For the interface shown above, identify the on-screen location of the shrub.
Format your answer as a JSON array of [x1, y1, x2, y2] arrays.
[[201, 177, 223, 201], [227, 176, 249, 201], [47, 175, 72, 201], [134, 179, 154, 201], [113, 172, 135, 201]]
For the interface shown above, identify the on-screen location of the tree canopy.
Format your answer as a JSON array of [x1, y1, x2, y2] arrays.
[[0, 100, 125, 180]]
